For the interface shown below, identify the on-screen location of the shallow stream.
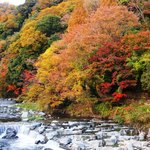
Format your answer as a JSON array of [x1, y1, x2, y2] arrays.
[[0, 99, 149, 150]]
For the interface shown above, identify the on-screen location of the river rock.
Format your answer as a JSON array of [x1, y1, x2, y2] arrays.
[[68, 121, 79, 127], [139, 131, 146, 141], [30, 122, 42, 130], [120, 129, 127, 135], [99, 139, 106, 147], [38, 112, 46, 116], [2, 128, 18, 139], [35, 134, 47, 144], [59, 137, 72, 146], [0, 113, 21, 122], [72, 129, 83, 135], [95, 131, 105, 139], [46, 131, 58, 140], [38, 126, 46, 134], [21, 111, 30, 121], [62, 129, 74, 135], [105, 136, 118, 146]]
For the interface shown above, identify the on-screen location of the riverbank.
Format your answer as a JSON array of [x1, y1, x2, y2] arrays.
[[17, 99, 150, 131], [0, 98, 150, 150]]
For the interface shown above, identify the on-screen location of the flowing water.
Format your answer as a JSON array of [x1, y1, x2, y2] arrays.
[[0, 99, 149, 150]]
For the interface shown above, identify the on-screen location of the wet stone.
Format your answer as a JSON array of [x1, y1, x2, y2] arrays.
[[2, 128, 18, 139]]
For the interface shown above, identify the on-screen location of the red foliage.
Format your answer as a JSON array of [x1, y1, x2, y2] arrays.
[[100, 82, 113, 94], [21, 87, 27, 94], [119, 80, 137, 89], [112, 92, 127, 102], [23, 70, 34, 81], [7, 84, 21, 96], [7, 84, 16, 92], [87, 31, 150, 102], [88, 42, 132, 95]]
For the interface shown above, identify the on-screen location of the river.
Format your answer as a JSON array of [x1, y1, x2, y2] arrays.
[[0, 99, 149, 150]]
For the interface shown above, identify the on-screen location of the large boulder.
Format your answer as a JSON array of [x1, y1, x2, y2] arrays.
[[2, 128, 18, 139]]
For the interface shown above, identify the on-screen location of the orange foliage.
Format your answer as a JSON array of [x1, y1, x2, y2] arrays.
[[100, 0, 118, 6], [23, 70, 34, 81], [28, 5, 139, 108], [68, 1, 87, 30]]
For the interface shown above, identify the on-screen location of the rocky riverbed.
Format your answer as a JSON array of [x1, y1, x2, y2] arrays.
[[0, 99, 149, 150]]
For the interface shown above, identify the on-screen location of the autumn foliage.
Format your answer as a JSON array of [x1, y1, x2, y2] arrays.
[[0, 0, 149, 111]]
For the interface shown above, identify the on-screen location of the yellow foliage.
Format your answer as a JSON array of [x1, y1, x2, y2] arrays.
[[20, 26, 47, 51], [26, 83, 44, 101], [38, 0, 79, 18], [7, 39, 21, 54], [100, 0, 118, 6], [0, 40, 6, 52], [5, 14, 18, 29]]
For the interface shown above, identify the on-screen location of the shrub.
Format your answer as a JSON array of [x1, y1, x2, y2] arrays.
[[94, 102, 112, 118], [36, 15, 64, 36]]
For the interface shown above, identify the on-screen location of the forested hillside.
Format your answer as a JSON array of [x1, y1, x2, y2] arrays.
[[0, 0, 150, 126]]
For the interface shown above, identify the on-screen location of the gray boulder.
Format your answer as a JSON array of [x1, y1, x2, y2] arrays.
[[95, 131, 105, 139], [139, 131, 146, 141], [35, 134, 47, 144], [105, 136, 118, 146], [99, 139, 106, 147], [2, 128, 18, 139], [59, 137, 72, 146]]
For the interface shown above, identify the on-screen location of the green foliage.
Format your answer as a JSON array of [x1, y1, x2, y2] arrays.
[[94, 102, 112, 118], [28, 115, 45, 121], [0, 23, 5, 35], [114, 115, 125, 125], [118, 0, 129, 4], [6, 53, 32, 85], [112, 102, 150, 127], [0, 23, 14, 39], [48, 34, 61, 45], [126, 104, 150, 124], [141, 62, 150, 91], [17, 102, 39, 111], [36, 15, 64, 36], [17, 0, 36, 25], [7, 56, 24, 85]]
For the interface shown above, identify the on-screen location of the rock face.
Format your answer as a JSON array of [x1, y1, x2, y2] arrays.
[[2, 128, 18, 139]]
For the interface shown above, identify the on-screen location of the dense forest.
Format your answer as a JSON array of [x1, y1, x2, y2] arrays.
[[0, 0, 150, 126]]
